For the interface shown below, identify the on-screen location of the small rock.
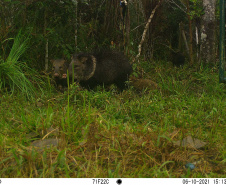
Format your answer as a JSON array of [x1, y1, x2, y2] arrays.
[[185, 163, 195, 170], [174, 135, 207, 149], [31, 138, 60, 152]]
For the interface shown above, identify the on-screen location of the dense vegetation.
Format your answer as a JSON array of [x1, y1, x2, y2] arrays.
[[0, 0, 225, 178], [0, 61, 225, 177]]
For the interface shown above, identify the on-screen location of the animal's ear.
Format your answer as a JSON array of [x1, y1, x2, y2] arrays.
[[62, 59, 66, 64], [81, 57, 88, 63], [62, 53, 66, 60], [71, 54, 77, 60], [62, 59, 70, 67]]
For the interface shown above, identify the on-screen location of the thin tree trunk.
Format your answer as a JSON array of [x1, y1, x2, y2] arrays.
[[74, 0, 78, 52], [126, 2, 130, 55], [195, 26, 199, 59], [201, 0, 217, 63], [186, 0, 194, 65], [44, 7, 48, 71], [180, 22, 189, 56], [45, 39, 49, 72]]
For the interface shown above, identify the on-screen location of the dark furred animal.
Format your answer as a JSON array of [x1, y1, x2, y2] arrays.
[[171, 51, 185, 67], [51, 59, 68, 89], [68, 51, 133, 90]]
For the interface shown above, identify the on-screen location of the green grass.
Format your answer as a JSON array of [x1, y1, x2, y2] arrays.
[[0, 61, 225, 177], [0, 31, 44, 100]]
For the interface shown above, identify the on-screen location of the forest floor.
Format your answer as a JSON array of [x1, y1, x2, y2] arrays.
[[0, 61, 225, 178]]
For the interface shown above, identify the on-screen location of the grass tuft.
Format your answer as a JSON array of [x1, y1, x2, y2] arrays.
[[0, 31, 43, 99]]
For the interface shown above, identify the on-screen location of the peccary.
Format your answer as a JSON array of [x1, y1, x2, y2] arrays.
[[51, 59, 68, 90], [130, 77, 158, 91], [68, 50, 133, 90]]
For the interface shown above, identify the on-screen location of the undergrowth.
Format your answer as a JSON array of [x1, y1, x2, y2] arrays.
[[0, 61, 225, 178]]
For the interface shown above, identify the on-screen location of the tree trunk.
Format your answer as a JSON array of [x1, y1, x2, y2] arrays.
[[201, 0, 217, 63], [180, 22, 189, 56], [186, 0, 194, 65], [44, 7, 48, 72], [74, 0, 78, 52]]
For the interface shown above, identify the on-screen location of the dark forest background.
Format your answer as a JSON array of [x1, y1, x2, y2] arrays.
[[1, 0, 212, 71]]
